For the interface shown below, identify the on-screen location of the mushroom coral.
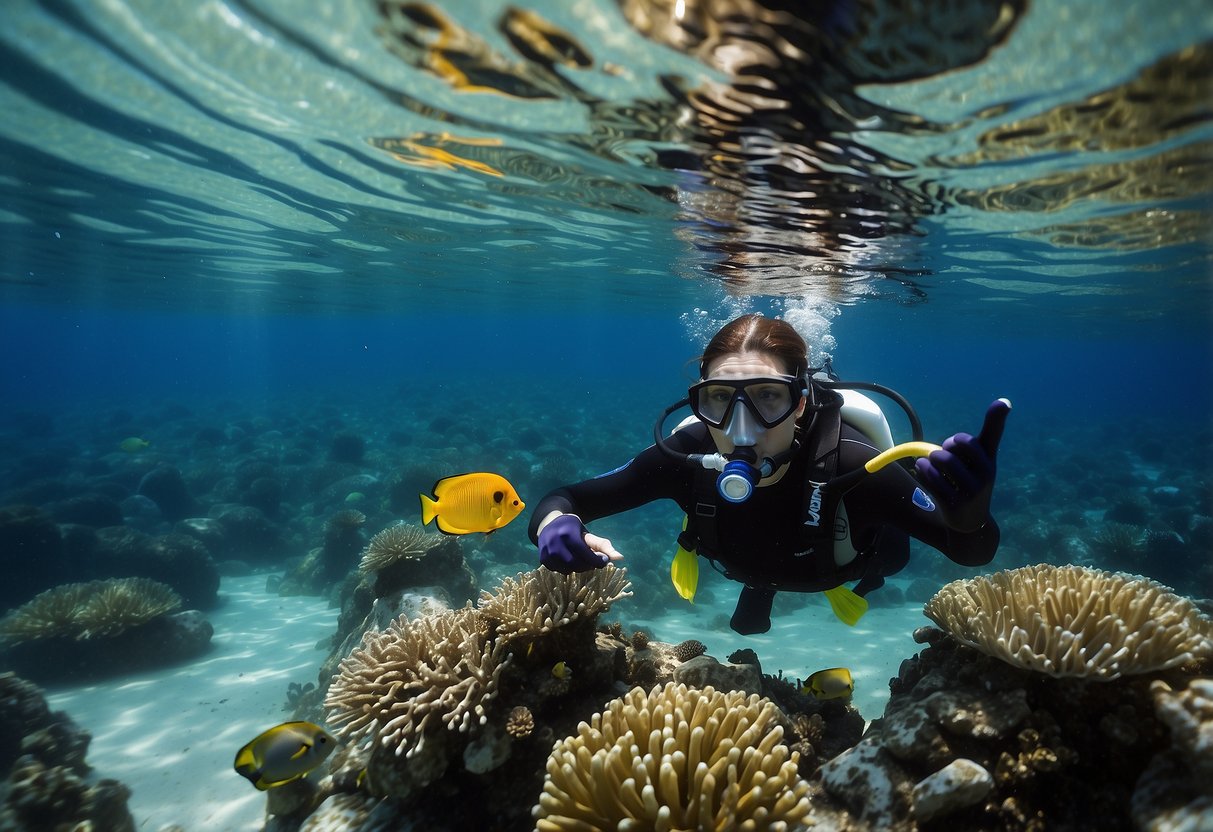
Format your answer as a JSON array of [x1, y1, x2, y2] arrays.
[[924, 564, 1212, 679], [533, 682, 811, 831], [0, 578, 182, 644]]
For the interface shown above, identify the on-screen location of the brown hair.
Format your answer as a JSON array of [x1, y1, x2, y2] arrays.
[[699, 314, 808, 378]]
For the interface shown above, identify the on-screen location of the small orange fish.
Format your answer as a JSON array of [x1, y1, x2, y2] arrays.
[[420, 472, 525, 534]]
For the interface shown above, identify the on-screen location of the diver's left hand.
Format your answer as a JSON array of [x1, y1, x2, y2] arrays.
[[915, 398, 1011, 533]]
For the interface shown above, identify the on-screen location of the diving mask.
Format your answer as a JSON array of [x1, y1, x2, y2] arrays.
[[688, 375, 803, 430]]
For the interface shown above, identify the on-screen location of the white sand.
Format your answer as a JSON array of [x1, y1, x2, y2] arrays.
[[42, 570, 931, 831], [46, 575, 338, 832]]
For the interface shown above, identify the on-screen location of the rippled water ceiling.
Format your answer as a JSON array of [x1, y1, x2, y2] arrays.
[[0, 0, 1209, 312]]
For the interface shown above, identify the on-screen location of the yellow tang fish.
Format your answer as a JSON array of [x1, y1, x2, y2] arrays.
[[420, 472, 525, 535], [119, 437, 149, 453], [801, 667, 854, 700], [551, 661, 572, 680], [233, 721, 335, 791]]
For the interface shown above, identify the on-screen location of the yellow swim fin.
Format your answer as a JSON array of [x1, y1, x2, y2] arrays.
[[670, 516, 698, 603], [823, 585, 868, 626]]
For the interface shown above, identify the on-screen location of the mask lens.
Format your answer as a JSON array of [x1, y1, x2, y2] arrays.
[[744, 381, 794, 425], [694, 383, 739, 427]]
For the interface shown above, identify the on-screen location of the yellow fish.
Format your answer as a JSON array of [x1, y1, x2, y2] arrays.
[[551, 661, 572, 680], [801, 667, 854, 700], [233, 721, 335, 791], [420, 473, 525, 535], [119, 437, 149, 453]]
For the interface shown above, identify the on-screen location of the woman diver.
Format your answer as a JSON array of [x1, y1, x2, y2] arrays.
[[528, 314, 1011, 635]]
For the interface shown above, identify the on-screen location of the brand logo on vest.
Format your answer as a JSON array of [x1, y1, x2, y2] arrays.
[[912, 487, 936, 512], [803, 480, 826, 527]]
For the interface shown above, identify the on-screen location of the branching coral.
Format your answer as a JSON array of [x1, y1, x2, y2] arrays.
[[324, 605, 509, 758], [924, 564, 1213, 679], [477, 565, 631, 640], [533, 682, 811, 830], [359, 524, 442, 574], [0, 578, 182, 644]]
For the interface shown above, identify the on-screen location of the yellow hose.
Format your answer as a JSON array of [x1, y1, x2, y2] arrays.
[[863, 441, 943, 474]]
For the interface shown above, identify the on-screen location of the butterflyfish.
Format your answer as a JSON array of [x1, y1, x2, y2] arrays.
[[551, 661, 572, 680], [801, 667, 854, 700], [119, 437, 150, 453], [420, 472, 525, 534], [233, 721, 335, 791]]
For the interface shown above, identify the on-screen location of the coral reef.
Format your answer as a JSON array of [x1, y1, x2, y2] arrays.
[[0, 673, 138, 832], [358, 523, 442, 574], [504, 705, 534, 739], [672, 638, 707, 662], [924, 564, 1213, 679], [325, 605, 509, 760], [0, 578, 182, 644], [0, 579, 211, 682], [533, 682, 812, 830], [809, 623, 1213, 831], [478, 564, 633, 641]]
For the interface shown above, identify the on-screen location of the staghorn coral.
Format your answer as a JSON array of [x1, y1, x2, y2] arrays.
[[477, 565, 632, 640], [504, 706, 534, 739], [324, 605, 509, 758], [924, 564, 1213, 679], [533, 682, 811, 830], [359, 524, 441, 574], [0, 579, 182, 644]]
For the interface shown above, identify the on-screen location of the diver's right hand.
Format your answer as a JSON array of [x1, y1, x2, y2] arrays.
[[538, 514, 621, 573]]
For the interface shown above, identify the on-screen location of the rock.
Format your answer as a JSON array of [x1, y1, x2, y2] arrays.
[[173, 517, 228, 558], [673, 654, 762, 696], [50, 494, 124, 528], [463, 723, 511, 774], [211, 504, 284, 561], [137, 466, 194, 522], [912, 758, 994, 822], [0, 505, 65, 611], [819, 737, 914, 829]]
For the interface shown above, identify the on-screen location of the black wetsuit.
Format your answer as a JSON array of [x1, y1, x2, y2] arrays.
[[528, 416, 999, 608]]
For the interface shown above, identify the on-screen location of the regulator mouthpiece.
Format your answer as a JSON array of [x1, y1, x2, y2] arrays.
[[718, 458, 760, 503]]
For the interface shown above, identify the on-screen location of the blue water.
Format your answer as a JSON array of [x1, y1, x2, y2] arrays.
[[1, 0, 1212, 828]]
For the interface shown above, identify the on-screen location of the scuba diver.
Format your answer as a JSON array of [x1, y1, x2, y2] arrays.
[[528, 314, 1011, 635]]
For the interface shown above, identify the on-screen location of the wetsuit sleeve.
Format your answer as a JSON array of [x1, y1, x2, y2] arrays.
[[526, 424, 704, 544], [839, 434, 999, 566]]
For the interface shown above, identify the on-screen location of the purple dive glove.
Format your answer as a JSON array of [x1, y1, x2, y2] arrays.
[[538, 514, 608, 574], [914, 399, 1011, 533]]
